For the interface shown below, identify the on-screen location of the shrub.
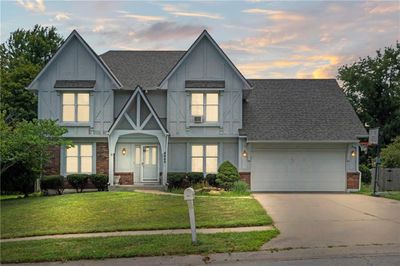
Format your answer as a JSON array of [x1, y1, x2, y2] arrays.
[[231, 180, 250, 195], [381, 136, 400, 168], [90, 174, 109, 191], [187, 172, 204, 184], [41, 175, 64, 195], [359, 164, 372, 184], [215, 161, 240, 190], [205, 173, 217, 186], [67, 174, 89, 192], [167, 172, 187, 189], [1, 162, 36, 197]]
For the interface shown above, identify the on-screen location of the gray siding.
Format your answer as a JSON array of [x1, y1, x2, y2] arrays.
[[33, 35, 116, 137], [166, 37, 244, 138]]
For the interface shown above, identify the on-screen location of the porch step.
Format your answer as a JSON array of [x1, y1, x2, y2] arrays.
[[109, 185, 166, 192]]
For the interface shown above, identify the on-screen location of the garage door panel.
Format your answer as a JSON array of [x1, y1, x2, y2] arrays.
[[251, 149, 346, 192]]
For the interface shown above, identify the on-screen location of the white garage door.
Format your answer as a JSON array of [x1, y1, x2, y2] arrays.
[[251, 148, 346, 192]]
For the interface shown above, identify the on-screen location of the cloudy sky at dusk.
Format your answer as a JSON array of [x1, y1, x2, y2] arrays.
[[1, 0, 399, 79]]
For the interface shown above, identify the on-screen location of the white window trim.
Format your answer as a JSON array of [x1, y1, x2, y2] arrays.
[[191, 144, 219, 174], [64, 143, 95, 175], [190, 92, 219, 124], [61, 92, 91, 124]]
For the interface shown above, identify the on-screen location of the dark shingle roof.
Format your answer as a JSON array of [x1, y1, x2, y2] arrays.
[[100, 51, 185, 89], [241, 79, 367, 141], [54, 80, 96, 88]]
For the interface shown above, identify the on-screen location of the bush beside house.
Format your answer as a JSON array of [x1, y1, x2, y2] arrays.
[[216, 161, 240, 190], [90, 174, 109, 191], [67, 174, 89, 193], [41, 175, 64, 195]]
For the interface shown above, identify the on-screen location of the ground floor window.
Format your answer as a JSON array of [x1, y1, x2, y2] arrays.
[[66, 144, 93, 174], [191, 144, 218, 173]]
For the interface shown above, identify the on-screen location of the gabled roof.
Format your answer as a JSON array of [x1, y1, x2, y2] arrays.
[[159, 30, 252, 89], [241, 79, 367, 141], [100, 51, 185, 89], [108, 85, 168, 135], [27, 30, 122, 90]]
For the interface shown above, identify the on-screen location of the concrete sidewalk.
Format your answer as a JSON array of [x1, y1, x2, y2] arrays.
[[5, 243, 400, 266], [1, 225, 274, 243]]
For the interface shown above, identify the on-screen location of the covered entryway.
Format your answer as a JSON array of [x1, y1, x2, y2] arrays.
[[108, 86, 168, 187], [251, 145, 346, 192]]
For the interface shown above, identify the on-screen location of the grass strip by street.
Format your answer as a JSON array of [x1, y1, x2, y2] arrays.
[[1, 192, 272, 239], [0, 230, 279, 264]]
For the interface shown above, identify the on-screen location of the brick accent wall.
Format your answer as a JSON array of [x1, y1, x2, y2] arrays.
[[347, 172, 360, 189], [115, 172, 134, 185], [239, 172, 251, 186], [44, 146, 60, 175], [96, 143, 109, 174]]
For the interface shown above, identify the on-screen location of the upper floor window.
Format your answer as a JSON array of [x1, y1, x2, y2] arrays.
[[66, 144, 93, 174], [191, 93, 219, 123], [62, 93, 90, 122], [191, 144, 218, 173]]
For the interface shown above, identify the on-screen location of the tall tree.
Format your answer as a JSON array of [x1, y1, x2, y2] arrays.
[[0, 25, 63, 123], [338, 42, 400, 146]]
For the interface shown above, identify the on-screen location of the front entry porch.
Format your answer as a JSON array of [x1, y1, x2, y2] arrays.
[[113, 141, 161, 186], [107, 86, 169, 187]]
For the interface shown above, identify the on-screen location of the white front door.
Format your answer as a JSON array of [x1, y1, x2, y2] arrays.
[[141, 145, 159, 182]]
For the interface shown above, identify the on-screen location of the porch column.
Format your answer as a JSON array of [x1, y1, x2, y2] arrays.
[[156, 134, 168, 186]]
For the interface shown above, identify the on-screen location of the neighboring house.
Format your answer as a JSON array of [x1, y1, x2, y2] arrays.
[[28, 30, 367, 192]]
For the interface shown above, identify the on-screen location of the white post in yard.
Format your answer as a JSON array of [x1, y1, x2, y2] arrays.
[[184, 187, 197, 244]]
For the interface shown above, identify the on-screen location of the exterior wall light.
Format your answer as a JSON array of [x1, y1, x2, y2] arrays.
[[351, 150, 356, 157], [242, 149, 248, 157], [122, 148, 127, 156]]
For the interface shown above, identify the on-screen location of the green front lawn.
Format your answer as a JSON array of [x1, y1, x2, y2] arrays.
[[1, 230, 278, 263], [1, 192, 271, 239]]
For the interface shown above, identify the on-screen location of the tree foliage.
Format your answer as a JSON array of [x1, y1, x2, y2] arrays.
[[0, 113, 71, 193], [0, 25, 63, 123], [381, 136, 400, 168], [337, 42, 400, 146]]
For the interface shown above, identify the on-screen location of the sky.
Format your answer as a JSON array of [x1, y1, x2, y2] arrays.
[[1, 0, 399, 79]]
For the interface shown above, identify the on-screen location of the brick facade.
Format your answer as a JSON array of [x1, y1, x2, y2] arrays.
[[347, 172, 360, 190], [44, 146, 61, 175], [115, 172, 134, 185], [239, 172, 251, 186], [96, 142, 109, 174]]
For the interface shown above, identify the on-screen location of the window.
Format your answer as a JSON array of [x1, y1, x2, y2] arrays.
[[191, 93, 219, 122], [62, 93, 90, 122], [66, 144, 93, 174], [191, 144, 218, 173]]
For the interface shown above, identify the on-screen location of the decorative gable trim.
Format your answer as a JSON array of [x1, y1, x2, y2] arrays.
[[27, 30, 122, 90], [108, 85, 168, 135], [159, 30, 252, 90]]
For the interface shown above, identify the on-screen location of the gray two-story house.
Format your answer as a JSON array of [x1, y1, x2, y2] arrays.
[[28, 30, 367, 192]]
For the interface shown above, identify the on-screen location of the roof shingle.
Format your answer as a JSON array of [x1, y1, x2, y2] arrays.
[[100, 51, 185, 89], [241, 79, 367, 141]]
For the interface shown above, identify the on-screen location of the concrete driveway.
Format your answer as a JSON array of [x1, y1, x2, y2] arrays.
[[254, 193, 400, 249]]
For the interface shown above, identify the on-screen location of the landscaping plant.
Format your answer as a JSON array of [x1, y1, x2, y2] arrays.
[[90, 174, 109, 191], [216, 161, 240, 190], [231, 180, 250, 195], [41, 175, 64, 195], [359, 164, 372, 184], [167, 172, 187, 189], [206, 173, 217, 186], [67, 174, 89, 193]]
